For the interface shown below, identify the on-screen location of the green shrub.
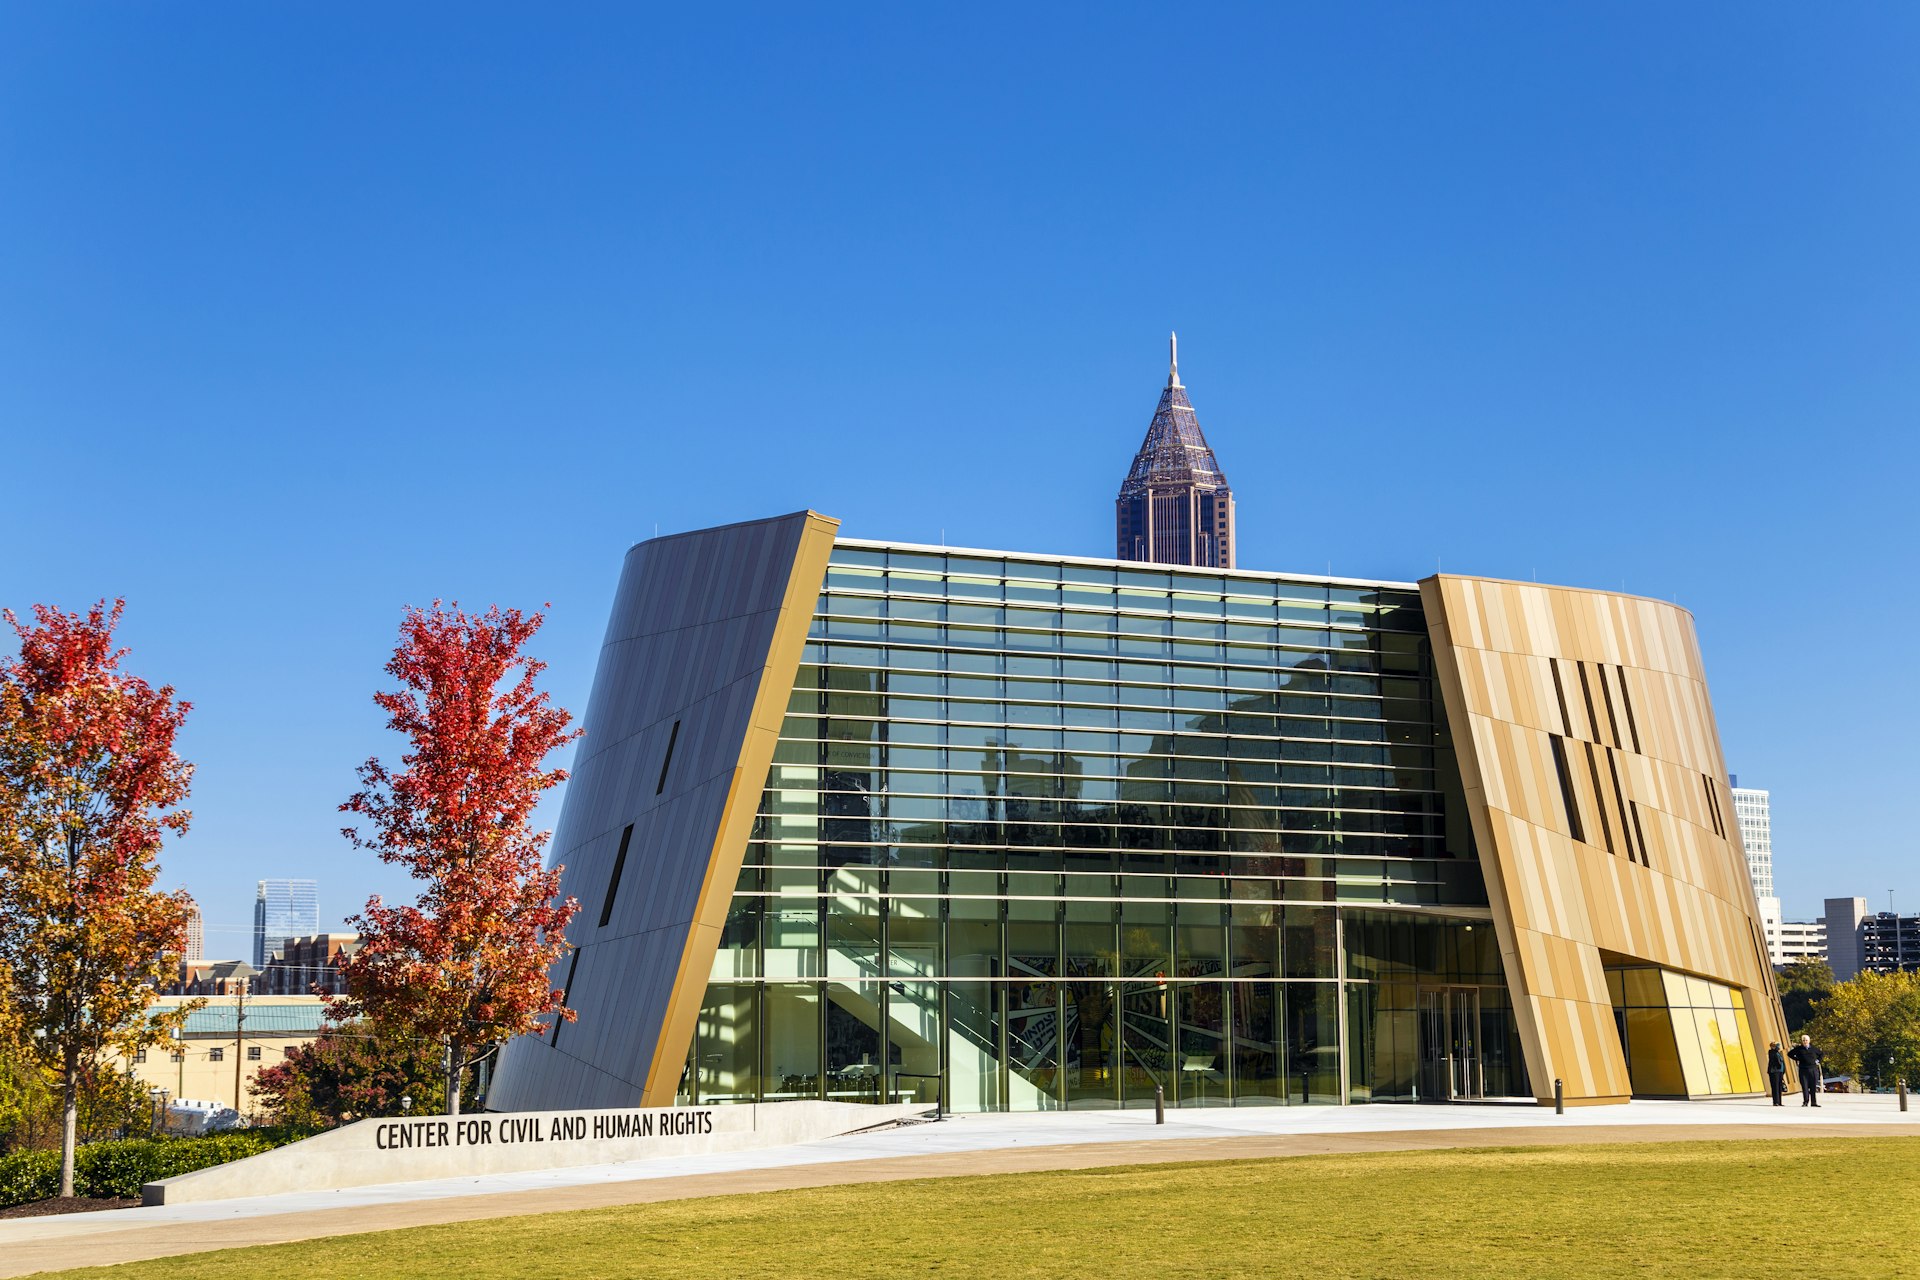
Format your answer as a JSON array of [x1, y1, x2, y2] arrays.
[[0, 1126, 319, 1207], [0, 1149, 57, 1207]]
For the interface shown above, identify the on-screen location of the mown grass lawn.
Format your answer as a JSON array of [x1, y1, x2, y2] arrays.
[[47, 1138, 1920, 1279]]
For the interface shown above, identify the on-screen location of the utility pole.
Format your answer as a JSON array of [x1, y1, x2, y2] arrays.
[[233, 979, 246, 1114]]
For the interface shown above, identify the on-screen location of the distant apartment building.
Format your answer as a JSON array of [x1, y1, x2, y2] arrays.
[[123, 995, 328, 1115], [1730, 779, 1772, 898], [256, 933, 360, 996], [1730, 780, 1812, 966], [253, 878, 318, 968], [171, 958, 258, 997], [1767, 915, 1826, 966]]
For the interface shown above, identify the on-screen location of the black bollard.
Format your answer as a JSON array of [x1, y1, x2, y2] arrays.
[[1154, 1084, 1165, 1124], [1554, 1078, 1564, 1115], [1301, 1070, 1310, 1106], [1901, 1079, 1909, 1113]]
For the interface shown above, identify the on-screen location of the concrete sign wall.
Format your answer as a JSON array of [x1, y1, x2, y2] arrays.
[[145, 1100, 928, 1206]]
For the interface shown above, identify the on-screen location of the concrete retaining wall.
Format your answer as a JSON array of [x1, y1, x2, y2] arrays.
[[143, 1101, 927, 1205]]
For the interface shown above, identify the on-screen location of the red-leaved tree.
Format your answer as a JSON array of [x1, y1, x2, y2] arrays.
[[336, 603, 580, 1116], [0, 601, 197, 1197]]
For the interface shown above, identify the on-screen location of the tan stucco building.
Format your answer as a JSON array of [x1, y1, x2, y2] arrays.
[[123, 995, 327, 1114]]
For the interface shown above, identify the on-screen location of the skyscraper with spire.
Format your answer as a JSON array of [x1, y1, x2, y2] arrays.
[[1115, 333, 1236, 568]]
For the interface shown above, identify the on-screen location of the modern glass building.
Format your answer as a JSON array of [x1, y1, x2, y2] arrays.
[[489, 513, 1793, 1114], [696, 542, 1525, 1109], [252, 878, 318, 969]]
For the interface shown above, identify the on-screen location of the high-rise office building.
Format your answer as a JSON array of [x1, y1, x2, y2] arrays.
[[1824, 897, 1919, 979], [183, 896, 204, 964], [253, 879, 318, 969], [490, 512, 1791, 1115], [1730, 779, 1772, 898], [1115, 335, 1235, 569], [1825, 897, 1868, 981]]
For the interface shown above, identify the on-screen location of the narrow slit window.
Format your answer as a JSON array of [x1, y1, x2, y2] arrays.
[[1582, 740, 1615, 854], [1701, 776, 1725, 838], [656, 719, 682, 795], [598, 824, 634, 928], [1548, 659, 1574, 738], [1615, 665, 1642, 754], [1596, 667, 1624, 750], [551, 946, 582, 1048], [1605, 750, 1635, 862], [1629, 800, 1651, 868], [1576, 663, 1601, 746], [1549, 734, 1586, 844]]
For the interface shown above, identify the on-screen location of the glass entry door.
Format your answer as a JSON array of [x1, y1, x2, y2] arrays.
[[1419, 987, 1484, 1102]]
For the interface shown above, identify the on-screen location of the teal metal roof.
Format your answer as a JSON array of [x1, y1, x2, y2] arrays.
[[174, 1004, 328, 1037]]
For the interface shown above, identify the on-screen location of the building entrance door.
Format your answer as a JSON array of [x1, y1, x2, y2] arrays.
[[1418, 987, 1484, 1102]]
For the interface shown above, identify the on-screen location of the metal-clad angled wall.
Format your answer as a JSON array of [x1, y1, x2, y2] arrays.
[[488, 511, 838, 1111], [1421, 574, 1789, 1105]]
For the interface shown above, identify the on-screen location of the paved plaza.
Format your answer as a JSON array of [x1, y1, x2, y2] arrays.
[[4, 1095, 1915, 1276]]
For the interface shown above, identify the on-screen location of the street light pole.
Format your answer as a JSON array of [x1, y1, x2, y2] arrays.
[[233, 980, 246, 1116]]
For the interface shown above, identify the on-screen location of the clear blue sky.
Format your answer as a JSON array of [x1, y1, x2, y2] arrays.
[[2, 5, 1914, 947]]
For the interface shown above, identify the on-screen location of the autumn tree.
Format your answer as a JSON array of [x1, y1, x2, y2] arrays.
[[0, 601, 197, 1197], [250, 1021, 451, 1127], [336, 603, 579, 1117], [1805, 969, 1920, 1091], [1776, 957, 1836, 1034]]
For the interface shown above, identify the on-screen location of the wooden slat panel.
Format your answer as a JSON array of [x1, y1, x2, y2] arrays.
[[1421, 574, 1789, 1106]]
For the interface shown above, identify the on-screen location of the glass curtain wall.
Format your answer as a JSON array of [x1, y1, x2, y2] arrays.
[[1606, 966, 1764, 1098], [683, 544, 1500, 1112]]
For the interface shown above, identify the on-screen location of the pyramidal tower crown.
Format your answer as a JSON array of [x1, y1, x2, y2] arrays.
[[1115, 333, 1235, 568]]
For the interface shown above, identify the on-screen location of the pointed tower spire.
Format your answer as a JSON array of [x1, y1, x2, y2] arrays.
[[1116, 334, 1235, 568]]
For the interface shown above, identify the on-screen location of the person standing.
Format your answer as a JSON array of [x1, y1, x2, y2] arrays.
[[1767, 1042, 1788, 1106], [1786, 1035, 1824, 1107]]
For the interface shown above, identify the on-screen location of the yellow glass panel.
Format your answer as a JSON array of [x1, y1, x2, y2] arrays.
[[1695, 1009, 1735, 1094], [1733, 999, 1763, 1092], [1605, 968, 1625, 1005], [1659, 969, 1692, 1009], [1707, 981, 1735, 1013], [1626, 968, 1666, 1008], [1685, 976, 1716, 1011], [1712, 1013, 1758, 1090], [1625, 1009, 1687, 1096], [1670, 1007, 1712, 1094]]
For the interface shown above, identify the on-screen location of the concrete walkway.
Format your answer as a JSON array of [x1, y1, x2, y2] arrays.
[[8, 1094, 1915, 1278]]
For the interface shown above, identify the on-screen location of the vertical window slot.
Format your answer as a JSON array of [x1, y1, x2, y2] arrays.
[[598, 823, 634, 928], [1629, 800, 1651, 868], [1549, 734, 1586, 844], [1605, 749, 1635, 863], [1615, 665, 1642, 754], [1549, 659, 1574, 738], [1576, 663, 1601, 745], [551, 946, 582, 1048], [656, 719, 682, 795], [1701, 776, 1726, 838], [1596, 666, 1624, 750], [1582, 740, 1615, 855]]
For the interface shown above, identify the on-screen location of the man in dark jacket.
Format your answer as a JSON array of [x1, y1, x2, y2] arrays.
[[1786, 1035, 1823, 1106], [1767, 1042, 1788, 1106]]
